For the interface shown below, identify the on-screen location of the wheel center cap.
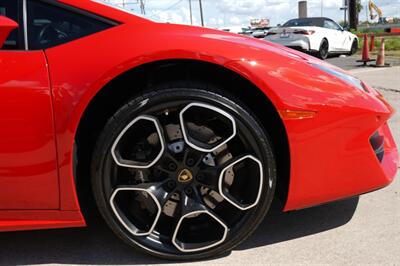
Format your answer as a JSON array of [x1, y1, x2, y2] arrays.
[[177, 169, 193, 183]]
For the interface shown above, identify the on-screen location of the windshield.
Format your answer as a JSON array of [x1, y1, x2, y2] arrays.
[[283, 18, 323, 27]]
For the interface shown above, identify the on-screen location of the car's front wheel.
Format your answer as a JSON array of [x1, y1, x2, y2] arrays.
[[91, 85, 276, 260], [348, 39, 358, 55]]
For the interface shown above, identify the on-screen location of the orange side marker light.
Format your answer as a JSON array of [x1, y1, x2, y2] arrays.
[[279, 110, 317, 120]]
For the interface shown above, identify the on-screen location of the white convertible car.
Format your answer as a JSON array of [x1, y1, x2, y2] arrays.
[[264, 17, 358, 59]]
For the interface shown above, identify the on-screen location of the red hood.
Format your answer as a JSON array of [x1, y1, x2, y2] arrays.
[[59, 0, 347, 75]]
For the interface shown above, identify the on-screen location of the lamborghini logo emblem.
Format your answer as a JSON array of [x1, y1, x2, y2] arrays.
[[178, 169, 193, 183]]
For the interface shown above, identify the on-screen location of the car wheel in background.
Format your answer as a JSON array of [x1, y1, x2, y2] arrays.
[[349, 39, 358, 56], [317, 39, 329, 60], [91, 86, 277, 260]]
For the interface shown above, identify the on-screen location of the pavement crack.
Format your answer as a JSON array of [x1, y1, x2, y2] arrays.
[[374, 87, 400, 93]]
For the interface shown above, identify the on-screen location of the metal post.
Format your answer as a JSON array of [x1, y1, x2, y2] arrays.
[[340, 0, 348, 27], [199, 0, 204, 27], [321, 0, 323, 16], [189, 0, 193, 25], [140, 0, 145, 15]]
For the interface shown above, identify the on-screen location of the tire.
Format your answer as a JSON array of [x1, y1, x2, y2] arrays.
[[348, 39, 358, 56], [91, 84, 277, 260], [316, 39, 329, 60]]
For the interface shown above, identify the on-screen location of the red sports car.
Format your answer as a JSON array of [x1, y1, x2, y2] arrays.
[[0, 0, 398, 260]]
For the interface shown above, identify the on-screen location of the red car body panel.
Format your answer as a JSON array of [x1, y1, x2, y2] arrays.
[[0, 51, 59, 210], [0, 0, 398, 232]]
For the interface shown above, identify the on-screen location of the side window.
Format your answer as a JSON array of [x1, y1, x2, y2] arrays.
[[332, 21, 342, 31], [0, 0, 21, 50], [324, 20, 341, 31], [27, 0, 112, 50]]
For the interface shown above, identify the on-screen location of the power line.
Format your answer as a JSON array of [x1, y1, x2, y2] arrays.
[[139, 0, 145, 15], [189, 0, 193, 25], [199, 0, 204, 26], [148, 0, 184, 19], [321, 0, 323, 16]]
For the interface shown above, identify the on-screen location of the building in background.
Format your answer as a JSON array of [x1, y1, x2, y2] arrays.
[[298, 1, 307, 19]]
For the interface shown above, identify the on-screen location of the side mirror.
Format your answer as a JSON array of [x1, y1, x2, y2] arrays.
[[0, 16, 18, 49]]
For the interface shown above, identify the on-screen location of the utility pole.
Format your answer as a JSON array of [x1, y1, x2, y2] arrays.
[[189, 0, 193, 25], [340, 0, 348, 27], [321, 0, 324, 16], [139, 0, 145, 15], [199, 0, 204, 27]]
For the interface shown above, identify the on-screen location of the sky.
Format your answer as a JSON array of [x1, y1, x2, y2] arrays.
[[105, 0, 400, 28]]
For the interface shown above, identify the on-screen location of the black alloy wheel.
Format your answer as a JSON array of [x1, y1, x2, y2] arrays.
[[349, 39, 358, 55], [91, 85, 276, 260], [318, 39, 329, 60]]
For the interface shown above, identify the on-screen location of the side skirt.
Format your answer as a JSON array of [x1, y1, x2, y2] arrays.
[[0, 210, 85, 232]]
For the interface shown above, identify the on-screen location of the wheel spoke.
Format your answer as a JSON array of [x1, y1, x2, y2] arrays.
[[217, 155, 264, 211], [197, 154, 250, 191], [111, 115, 166, 169], [110, 181, 173, 236], [132, 182, 173, 208], [171, 193, 228, 252], [179, 103, 237, 153], [179, 191, 208, 214]]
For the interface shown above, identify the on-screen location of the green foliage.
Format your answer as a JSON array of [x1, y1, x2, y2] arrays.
[[358, 37, 400, 51], [356, 0, 363, 14], [339, 20, 348, 28], [351, 28, 385, 34]]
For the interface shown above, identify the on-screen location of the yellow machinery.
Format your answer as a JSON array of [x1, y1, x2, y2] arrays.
[[368, 0, 390, 23]]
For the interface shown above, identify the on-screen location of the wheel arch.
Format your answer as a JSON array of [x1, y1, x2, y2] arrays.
[[74, 59, 291, 213]]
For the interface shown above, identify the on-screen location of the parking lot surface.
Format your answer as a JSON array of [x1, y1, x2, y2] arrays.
[[327, 54, 400, 71], [0, 60, 399, 266]]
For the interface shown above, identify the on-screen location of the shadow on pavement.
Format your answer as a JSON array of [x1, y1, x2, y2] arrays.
[[0, 197, 359, 265], [238, 197, 359, 250]]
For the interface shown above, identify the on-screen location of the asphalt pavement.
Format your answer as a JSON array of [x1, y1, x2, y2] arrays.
[[0, 58, 399, 266], [327, 54, 400, 70]]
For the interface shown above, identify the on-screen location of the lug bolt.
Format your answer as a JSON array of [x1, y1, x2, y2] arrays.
[[186, 158, 195, 167], [197, 173, 205, 182], [167, 180, 176, 190], [184, 187, 194, 196], [168, 162, 177, 171]]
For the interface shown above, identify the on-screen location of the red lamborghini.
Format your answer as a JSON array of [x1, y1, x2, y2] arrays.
[[0, 0, 398, 260]]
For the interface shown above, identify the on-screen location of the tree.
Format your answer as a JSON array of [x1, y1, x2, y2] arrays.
[[356, 0, 363, 14], [349, 0, 362, 30]]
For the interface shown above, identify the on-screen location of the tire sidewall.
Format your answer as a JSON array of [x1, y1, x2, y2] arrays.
[[318, 39, 329, 60], [350, 39, 358, 55]]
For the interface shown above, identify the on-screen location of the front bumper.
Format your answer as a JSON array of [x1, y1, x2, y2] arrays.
[[225, 59, 398, 211], [283, 87, 398, 211], [371, 122, 399, 185]]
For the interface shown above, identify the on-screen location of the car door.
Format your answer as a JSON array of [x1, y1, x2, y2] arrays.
[[324, 19, 350, 52], [337, 29, 354, 52], [331, 20, 351, 52], [323, 19, 342, 51], [0, 0, 59, 209]]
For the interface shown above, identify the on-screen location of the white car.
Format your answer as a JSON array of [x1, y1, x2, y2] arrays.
[[264, 17, 358, 59]]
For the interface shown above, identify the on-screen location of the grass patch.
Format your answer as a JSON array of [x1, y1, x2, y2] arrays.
[[351, 28, 385, 35], [359, 36, 400, 51]]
